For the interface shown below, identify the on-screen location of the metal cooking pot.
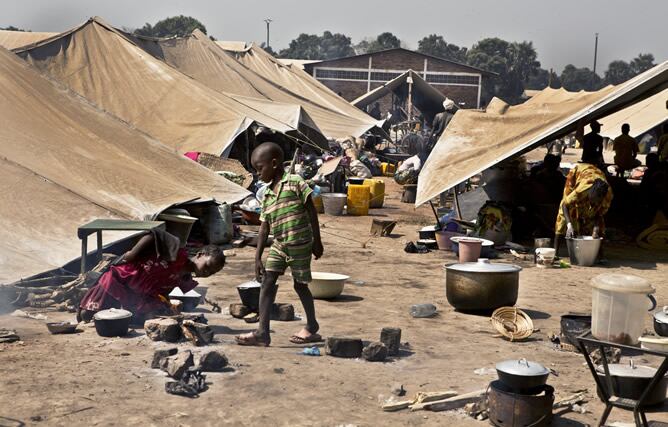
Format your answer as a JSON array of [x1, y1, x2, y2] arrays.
[[93, 308, 132, 337], [419, 225, 438, 240], [654, 306, 668, 337], [596, 360, 668, 406], [560, 313, 592, 347], [237, 281, 262, 310], [496, 358, 550, 394], [444, 259, 521, 312]]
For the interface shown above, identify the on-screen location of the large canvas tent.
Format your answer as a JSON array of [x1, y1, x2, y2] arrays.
[[0, 30, 56, 50], [0, 46, 250, 283], [351, 70, 446, 123], [13, 17, 326, 156], [219, 42, 382, 126], [134, 30, 380, 140], [598, 87, 668, 138], [416, 61, 668, 206]]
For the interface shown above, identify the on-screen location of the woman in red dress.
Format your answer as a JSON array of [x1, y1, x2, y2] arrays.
[[78, 233, 225, 322]]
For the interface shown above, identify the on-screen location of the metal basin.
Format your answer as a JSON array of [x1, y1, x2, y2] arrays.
[[566, 236, 601, 266]]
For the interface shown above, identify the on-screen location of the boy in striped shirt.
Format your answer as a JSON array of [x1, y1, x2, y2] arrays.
[[236, 142, 324, 346]]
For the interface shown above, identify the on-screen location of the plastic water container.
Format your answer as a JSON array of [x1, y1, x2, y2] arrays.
[[410, 303, 437, 318], [363, 179, 385, 208], [204, 203, 233, 244], [381, 162, 396, 176], [346, 184, 370, 216], [591, 273, 656, 345], [312, 194, 324, 213]]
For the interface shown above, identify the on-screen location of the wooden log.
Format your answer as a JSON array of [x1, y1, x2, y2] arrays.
[[382, 390, 459, 412], [410, 389, 486, 412]]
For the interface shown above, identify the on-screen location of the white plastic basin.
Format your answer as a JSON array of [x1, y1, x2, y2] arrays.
[[309, 272, 349, 299]]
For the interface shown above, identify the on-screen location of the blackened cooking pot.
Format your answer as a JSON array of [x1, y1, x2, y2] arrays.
[[654, 306, 668, 337], [93, 308, 132, 337], [444, 259, 521, 311], [496, 358, 550, 394], [596, 360, 668, 406]]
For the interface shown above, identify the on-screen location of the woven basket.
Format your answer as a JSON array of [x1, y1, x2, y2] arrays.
[[490, 307, 534, 341]]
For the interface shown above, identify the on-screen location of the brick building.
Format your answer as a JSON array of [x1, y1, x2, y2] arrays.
[[303, 48, 493, 112]]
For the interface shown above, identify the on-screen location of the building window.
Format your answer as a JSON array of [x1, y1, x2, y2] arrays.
[[425, 73, 480, 85], [314, 69, 367, 81], [370, 71, 402, 82]]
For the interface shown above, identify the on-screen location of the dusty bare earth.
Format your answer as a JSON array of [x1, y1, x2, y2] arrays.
[[1, 176, 668, 427]]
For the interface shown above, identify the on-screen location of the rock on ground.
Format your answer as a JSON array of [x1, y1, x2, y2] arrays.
[[325, 337, 363, 358], [161, 351, 194, 379], [198, 350, 228, 372], [144, 318, 181, 342], [151, 347, 178, 369], [362, 341, 388, 362]]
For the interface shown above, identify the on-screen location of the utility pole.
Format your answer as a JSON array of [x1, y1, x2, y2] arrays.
[[593, 33, 599, 74], [264, 18, 272, 49]]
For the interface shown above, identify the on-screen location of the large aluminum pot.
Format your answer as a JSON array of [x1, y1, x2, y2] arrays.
[[444, 259, 521, 311]]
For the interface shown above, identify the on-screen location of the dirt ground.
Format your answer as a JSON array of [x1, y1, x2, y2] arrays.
[[1, 172, 668, 427]]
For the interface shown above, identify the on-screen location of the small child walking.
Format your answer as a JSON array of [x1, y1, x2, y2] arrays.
[[236, 142, 324, 346]]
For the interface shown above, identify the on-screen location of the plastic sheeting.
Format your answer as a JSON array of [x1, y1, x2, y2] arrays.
[[132, 30, 375, 142], [14, 17, 325, 156], [598, 87, 668, 138], [0, 46, 250, 283], [416, 61, 668, 206], [351, 70, 446, 123]]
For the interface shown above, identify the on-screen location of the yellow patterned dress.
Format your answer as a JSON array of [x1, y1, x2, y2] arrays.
[[555, 163, 613, 236]]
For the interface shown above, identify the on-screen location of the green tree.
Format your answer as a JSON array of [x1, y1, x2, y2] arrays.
[[278, 31, 354, 60], [604, 60, 634, 85], [134, 15, 206, 38], [526, 68, 561, 90], [417, 34, 467, 62], [466, 38, 541, 104], [364, 32, 401, 53], [560, 64, 602, 91], [260, 42, 277, 57], [1, 25, 29, 31], [630, 53, 655, 75]]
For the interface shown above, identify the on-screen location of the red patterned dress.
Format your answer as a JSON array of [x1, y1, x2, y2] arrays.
[[79, 249, 197, 316]]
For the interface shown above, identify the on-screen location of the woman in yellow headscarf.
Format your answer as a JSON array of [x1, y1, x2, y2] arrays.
[[553, 162, 613, 254]]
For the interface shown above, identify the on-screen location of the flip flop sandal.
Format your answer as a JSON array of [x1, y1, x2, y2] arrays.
[[235, 333, 270, 347], [289, 333, 323, 344]]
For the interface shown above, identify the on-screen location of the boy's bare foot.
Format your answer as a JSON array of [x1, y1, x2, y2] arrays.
[[289, 327, 322, 344], [235, 331, 270, 347]]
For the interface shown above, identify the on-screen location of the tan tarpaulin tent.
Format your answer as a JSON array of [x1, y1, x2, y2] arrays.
[[132, 30, 378, 140], [0, 46, 250, 283], [0, 30, 56, 49], [14, 17, 326, 156], [416, 61, 668, 206], [219, 42, 382, 126], [598, 87, 668, 138], [352, 70, 446, 122]]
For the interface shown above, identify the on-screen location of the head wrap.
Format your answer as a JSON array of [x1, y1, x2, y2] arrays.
[[443, 98, 455, 111]]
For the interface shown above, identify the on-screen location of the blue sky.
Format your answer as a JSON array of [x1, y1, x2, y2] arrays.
[[3, 0, 666, 73]]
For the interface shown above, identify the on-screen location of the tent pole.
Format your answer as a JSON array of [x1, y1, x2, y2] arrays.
[[452, 187, 462, 219]]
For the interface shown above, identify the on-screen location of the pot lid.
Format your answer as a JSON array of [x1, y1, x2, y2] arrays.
[[655, 306, 668, 324], [597, 360, 658, 378], [238, 280, 261, 289], [420, 225, 438, 232], [591, 273, 655, 294], [169, 288, 201, 297], [450, 236, 494, 246], [446, 259, 522, 273], [496, 358, 549, 376], [93, 308, 132, 320]]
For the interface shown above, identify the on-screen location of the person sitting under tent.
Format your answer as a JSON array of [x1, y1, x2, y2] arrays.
[[427, 98, 457, 152], [658, 123, 668, 163], [578, 120, 604, 166], [77, 233, 225, 323], [612, 123, 641, 176], [368, 102, 382, 120], [553, 157, 613, 255], [531, 153, 566, 205]]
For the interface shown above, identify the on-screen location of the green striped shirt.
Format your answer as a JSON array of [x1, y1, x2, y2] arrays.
[[260, 174, 314, 245]]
